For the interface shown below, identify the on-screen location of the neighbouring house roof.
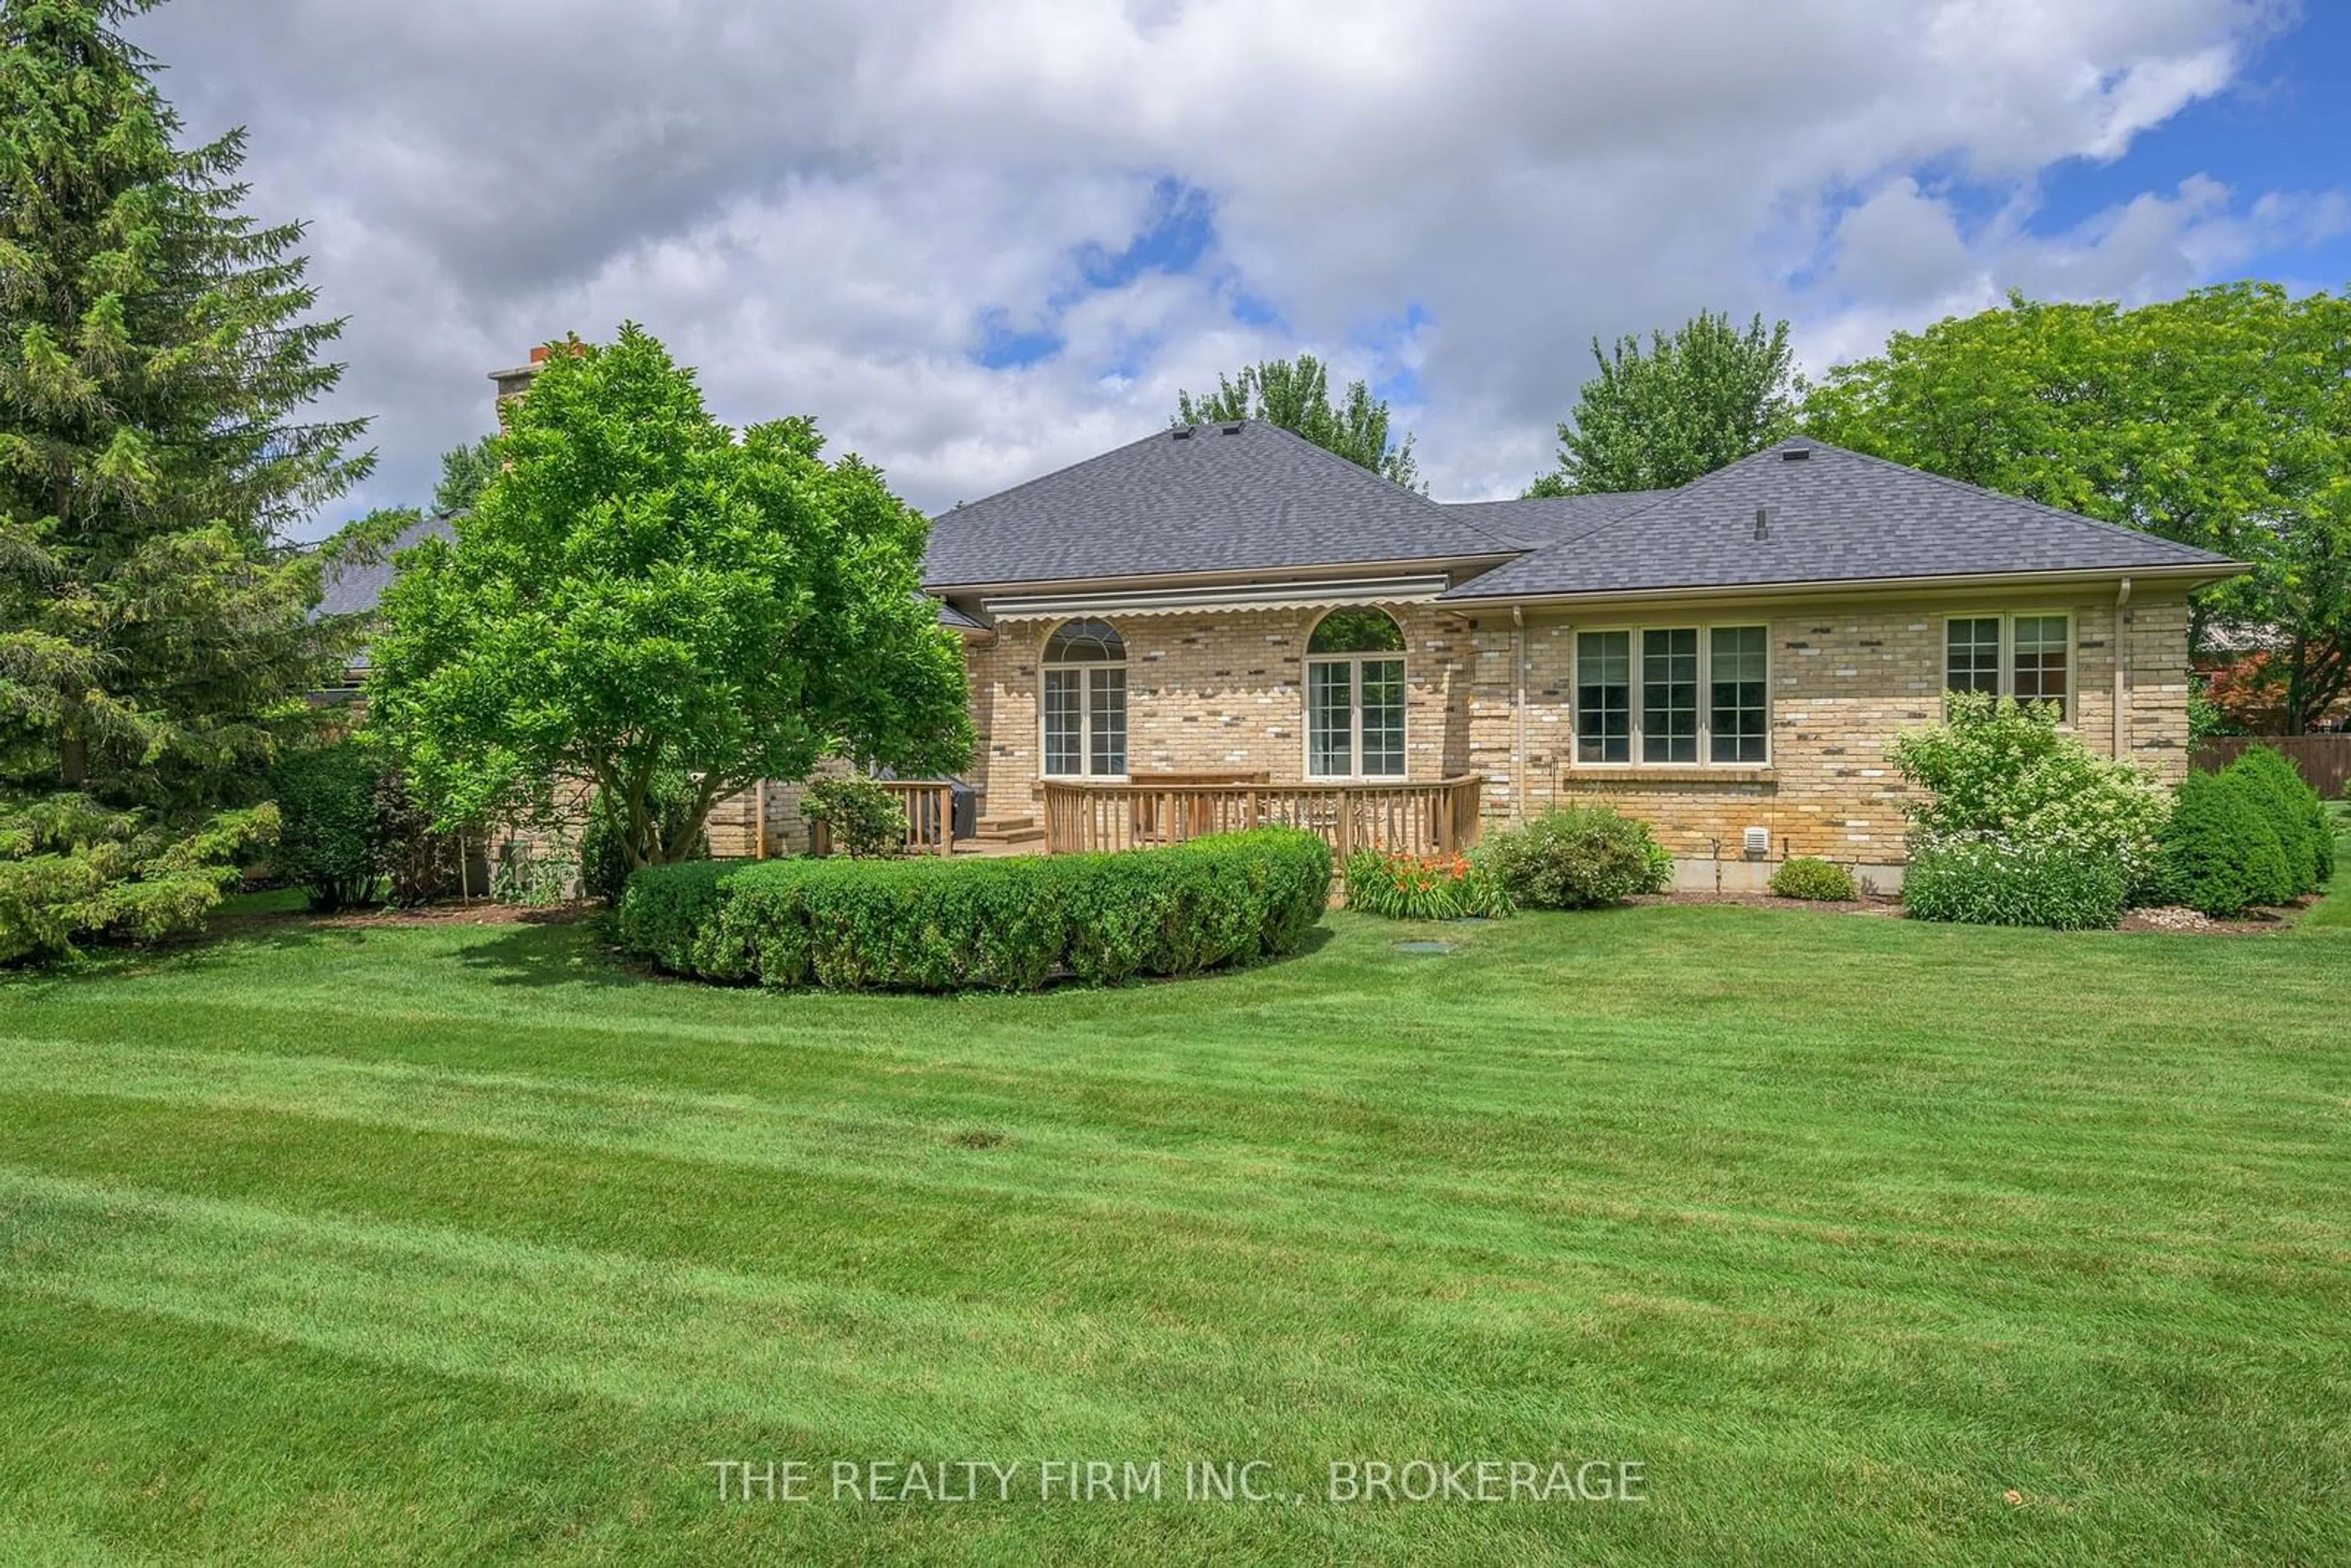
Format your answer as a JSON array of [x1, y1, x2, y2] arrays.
[[1444, 490, 1672, 550], [315, 512, 457, 619], [1440, 439, 2240, 602], [920, 419, 1515, 589]]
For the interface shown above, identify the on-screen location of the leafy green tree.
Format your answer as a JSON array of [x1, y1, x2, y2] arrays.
[[368, 326, 972, 877], [0, 0, 372, 960], [1529, 311, 1797, 495], [1807, 285, 2351, 732], [432, 435, 498, 515], [1175, 354, 1423, 490]]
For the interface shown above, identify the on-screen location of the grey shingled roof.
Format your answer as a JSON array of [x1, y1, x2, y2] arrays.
[[1443, 438, 2238, 601], [1447, 490, 1671, 550], [921, 419, 1513, 588], [315, 513, 456, 618]]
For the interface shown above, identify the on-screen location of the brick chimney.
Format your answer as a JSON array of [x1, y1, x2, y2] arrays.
[[488, 341, 584, 423]]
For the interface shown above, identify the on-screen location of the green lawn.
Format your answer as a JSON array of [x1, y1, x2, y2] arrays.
[[2, 891, 2347, 1564]]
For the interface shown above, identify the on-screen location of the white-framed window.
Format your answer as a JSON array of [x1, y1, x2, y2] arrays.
[[1943, 612, 2071, 719], [1042, 618, 1126, 777], [1305, 608, 1407, 778], [1575, 625, 1770, 767]]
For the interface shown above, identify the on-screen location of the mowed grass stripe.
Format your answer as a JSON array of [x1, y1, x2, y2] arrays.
[[2, 1164, 2337, 1551], [2, 1063, 2338, 1365], [0, 1033, 2342, 1278], [2, 904, 2347, 1564]]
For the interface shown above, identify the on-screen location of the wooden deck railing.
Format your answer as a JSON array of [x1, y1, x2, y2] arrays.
[[810, 779, 956, 858], [1041, 775, 1484, 858]]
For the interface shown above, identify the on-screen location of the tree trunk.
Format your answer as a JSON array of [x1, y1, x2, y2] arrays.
[[59, 708, 87, 788]]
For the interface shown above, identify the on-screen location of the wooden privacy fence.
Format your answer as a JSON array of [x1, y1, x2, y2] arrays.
[[1041, 775, 1485, 859], [2191, 735, 2351, 798], [806, 779, 956, 858]]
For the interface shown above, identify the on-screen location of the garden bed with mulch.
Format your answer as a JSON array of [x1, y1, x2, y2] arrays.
[[1627, 888, 2319, 933]]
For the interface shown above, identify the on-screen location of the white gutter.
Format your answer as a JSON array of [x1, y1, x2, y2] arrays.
[[1439, 561, 2241, 610], [1511, 604, 1528, 825], [928, 552, 1515, 598]]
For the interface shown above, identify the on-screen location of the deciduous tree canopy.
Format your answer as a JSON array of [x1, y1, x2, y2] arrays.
[[367, 326, 972, 876], [1529, 311, 1797, 495], [1808, 285, 2351, 733], [1175, 354, 1422, 491]]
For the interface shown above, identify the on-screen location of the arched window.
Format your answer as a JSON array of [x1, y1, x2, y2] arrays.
[[1042, 619, 1127, 777], [1305, 609, 1406, 778]]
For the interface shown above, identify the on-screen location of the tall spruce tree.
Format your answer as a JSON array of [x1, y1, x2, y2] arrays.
[[0, 0, 371, 959]]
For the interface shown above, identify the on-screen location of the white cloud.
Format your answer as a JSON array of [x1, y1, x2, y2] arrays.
[[129, 0, 2327, 523]]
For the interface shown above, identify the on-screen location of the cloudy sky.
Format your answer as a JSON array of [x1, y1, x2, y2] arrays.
[[135, 0, 2349, 535]]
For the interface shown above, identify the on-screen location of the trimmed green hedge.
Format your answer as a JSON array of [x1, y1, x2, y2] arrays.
[[615, 828, 1332, 991]]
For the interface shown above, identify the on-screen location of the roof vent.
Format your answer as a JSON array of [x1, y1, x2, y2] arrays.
[[1781, 446, 1812, 462], [1220, 422, 1244, 435], [1171, 427, 1194, 440], [1753, 506, 1775, 541]]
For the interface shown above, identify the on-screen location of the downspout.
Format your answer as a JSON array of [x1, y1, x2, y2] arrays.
[[1512, 604, 1528, 825], [2113, 576, 2133, 760]]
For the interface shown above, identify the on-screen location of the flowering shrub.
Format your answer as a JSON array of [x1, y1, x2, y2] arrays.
[[1478, 806, 1673, 909], [1343, 848, 1514, 920], [1891, 692, 2170, 902], [1902, 838, 2128, 930]]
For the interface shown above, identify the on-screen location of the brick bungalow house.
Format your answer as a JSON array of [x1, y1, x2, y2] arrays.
[[921, 421, 2240, 888], [335, 359, 2240, 887]]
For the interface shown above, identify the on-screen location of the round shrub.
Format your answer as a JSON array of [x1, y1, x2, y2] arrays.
[[803, 776, 910, 858], [1769, 856, 1858, 902], [2224, 746, 2325, 896], [1343, 849, 1513, 920], [581, 771, 708, 903], [1901, 838, 2126, 930], [614, 828, 1332, 991], [1479, 806, 1671, 909], [2157, 770, 2293, 918], [269, 740, 381, 910]]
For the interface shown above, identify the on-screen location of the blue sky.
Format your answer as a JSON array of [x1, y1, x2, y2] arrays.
[[135, 0, 2351, 523], [2034, 3, 2349, 288]]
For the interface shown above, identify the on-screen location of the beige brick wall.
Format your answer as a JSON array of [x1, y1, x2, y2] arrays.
[[1461, 588, 2194, 867], [961, 586, 2195, 867], [964, 605, 1476, 812]]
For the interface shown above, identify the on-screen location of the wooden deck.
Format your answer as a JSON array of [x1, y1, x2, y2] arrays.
[[1041, 775, 1483, 858]]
